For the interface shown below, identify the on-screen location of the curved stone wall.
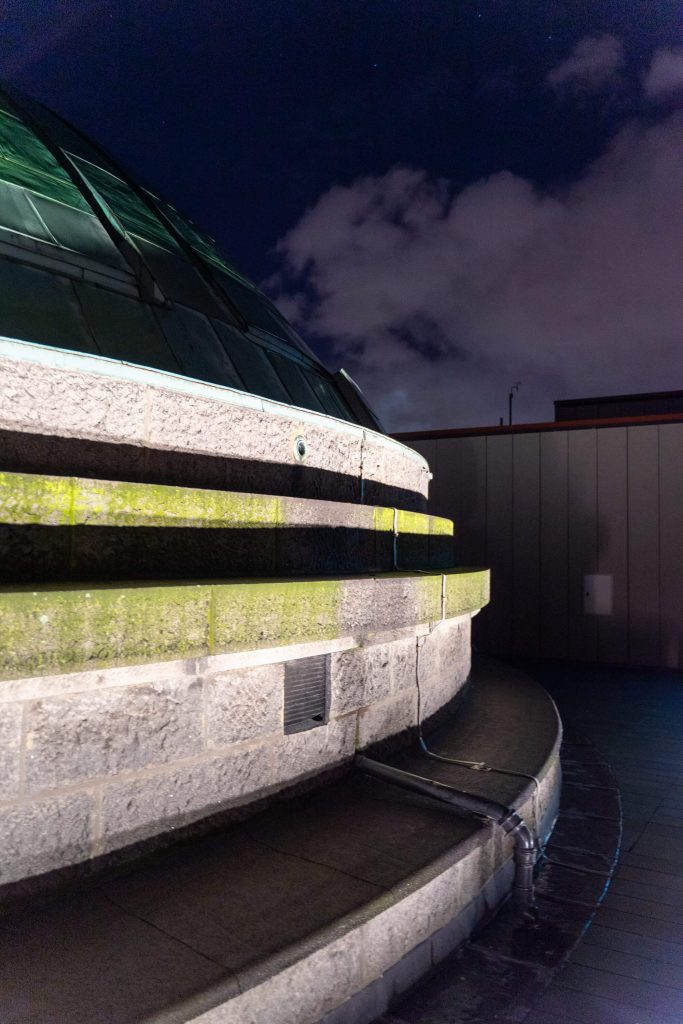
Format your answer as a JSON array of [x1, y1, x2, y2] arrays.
[[0, 337, 430, 509], [0, 613, 476, 888], [0, 340, 492, 899]]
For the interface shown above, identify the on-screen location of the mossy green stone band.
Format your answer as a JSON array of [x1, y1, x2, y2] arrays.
[[0, 570, 488, 678], [0, 471, 452, 536]]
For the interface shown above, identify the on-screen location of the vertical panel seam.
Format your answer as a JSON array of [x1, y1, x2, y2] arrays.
[[626, 427, 630, 664], [512, 433, 517, 652], [565, 432, 570, 660], [536, 431, 541, 657], [657, 425, 662, 665]]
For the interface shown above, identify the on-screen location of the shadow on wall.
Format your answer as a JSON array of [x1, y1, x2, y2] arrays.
[[0, 428, 427, 512], [0, 523, 454, 583]]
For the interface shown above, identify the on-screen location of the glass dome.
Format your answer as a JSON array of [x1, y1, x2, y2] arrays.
[[0, 88, 381, 430]]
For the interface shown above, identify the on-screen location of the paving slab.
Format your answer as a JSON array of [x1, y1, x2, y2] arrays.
[[0, 656, 560, 1024]]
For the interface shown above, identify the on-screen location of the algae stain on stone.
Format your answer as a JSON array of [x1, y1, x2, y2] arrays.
[[444, 569, 490, 617], [373, 506, 394, 534], [0, 471, 283, 530], [0, 472, 73, 525], [0, 584, 211, 677], [0, 572, 488, 680], [73, 478, 282, 529], [429, 515, 454, 537], [212, 578, 343, 651]]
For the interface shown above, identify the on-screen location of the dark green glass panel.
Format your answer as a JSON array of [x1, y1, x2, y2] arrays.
[[267, 352, 326, 413], [0, 260, 98, 353], [30, 194, 128, 270], [213, 268, 294, 342], [152, 195, 318, 358], [72, 157, 178, 252], [136, 240, 230, 320], [0, 108, 89, 210], [305, 371, 355, 421], [74, 282, 182, 373], [0, 180, 53, 241], [212, 321, 290, 403], [154, 197, 239, 276], [155, 305, 243, 389]]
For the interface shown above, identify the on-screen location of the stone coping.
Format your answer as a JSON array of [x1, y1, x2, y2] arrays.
[[0, 660, 561, 1024], [0, 470, 451, 534], [0, 336, 430, 504], [0, 569, 489, 680]]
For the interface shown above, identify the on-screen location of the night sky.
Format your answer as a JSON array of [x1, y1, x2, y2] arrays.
[[3, 1, 683, 429]]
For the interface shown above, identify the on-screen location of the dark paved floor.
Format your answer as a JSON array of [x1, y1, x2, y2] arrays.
[[520, 660, 683, 1024]]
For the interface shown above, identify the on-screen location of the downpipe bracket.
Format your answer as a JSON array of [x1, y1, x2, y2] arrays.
[[355, 754, 538, 918]]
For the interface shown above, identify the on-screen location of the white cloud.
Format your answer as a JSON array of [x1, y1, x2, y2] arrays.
[[547, 34, 624, 93], [269, 113, 683, 431], [644, 46, 683, 99]]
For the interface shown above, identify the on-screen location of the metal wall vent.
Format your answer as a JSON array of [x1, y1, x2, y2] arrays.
[[284, 654, 329, 734]]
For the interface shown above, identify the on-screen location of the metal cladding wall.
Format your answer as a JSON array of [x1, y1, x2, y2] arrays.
[[406, 420, 683, 670]]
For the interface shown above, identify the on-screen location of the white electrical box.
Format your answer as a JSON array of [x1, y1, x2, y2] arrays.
[[584, 574, 613, 616]]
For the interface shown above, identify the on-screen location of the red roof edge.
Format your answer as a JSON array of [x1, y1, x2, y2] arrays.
[[392, 411, 683, 442]]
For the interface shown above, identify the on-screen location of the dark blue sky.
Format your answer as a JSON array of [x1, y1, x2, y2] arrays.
[[2, 0, 678, 281], [4, 1, 683, 428]]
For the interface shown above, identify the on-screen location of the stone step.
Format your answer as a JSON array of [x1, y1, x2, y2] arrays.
[[0, 659, 561, 1024], [0, 469, 453, 582]]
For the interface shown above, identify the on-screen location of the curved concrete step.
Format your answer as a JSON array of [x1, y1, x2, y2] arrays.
[[0, 658, 562, 1024], [374, 731, 621, 1024]]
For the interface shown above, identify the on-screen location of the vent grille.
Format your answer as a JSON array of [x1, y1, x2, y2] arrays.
[[284, 655, 328, 734]]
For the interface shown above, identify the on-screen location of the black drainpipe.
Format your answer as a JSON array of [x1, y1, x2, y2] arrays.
[[355, 754, 537, 913]]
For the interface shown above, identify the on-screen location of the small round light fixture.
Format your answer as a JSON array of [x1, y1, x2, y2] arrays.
[[294, 436, 307, 461]]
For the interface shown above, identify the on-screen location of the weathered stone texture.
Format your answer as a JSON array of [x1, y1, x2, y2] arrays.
[[231, 930, 365, 1024], [275, 715, 356, 783], [0, 792, 92, 886], [362, 850, 479, 982], [0, 611, 479, 882], [329, 646, 392, 716], [339, 577, 376, 636], [418, 617, 468, 684], [146, 391, 366, 486], [206, 664, 283, 747], [0, 356, 147, 444], [418, 619, 470, 720], [0, 584, 211, 677], [330, 636, 417, 717], [0, 470, 451, 583], [445, 570, 490, 617], [212, 579, 342, 652], [284, 419, 361, 479], [100, 742, 277, 852], [147, 391, 263, 459], [390, 636, 419, 693], [368, 577, 421, 634], [0, 347, 431, 507], [0, 702, 23, 799], [357, 690, 418, 748], [25, 679, 203, 790], [362, 437, 429, 505]]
